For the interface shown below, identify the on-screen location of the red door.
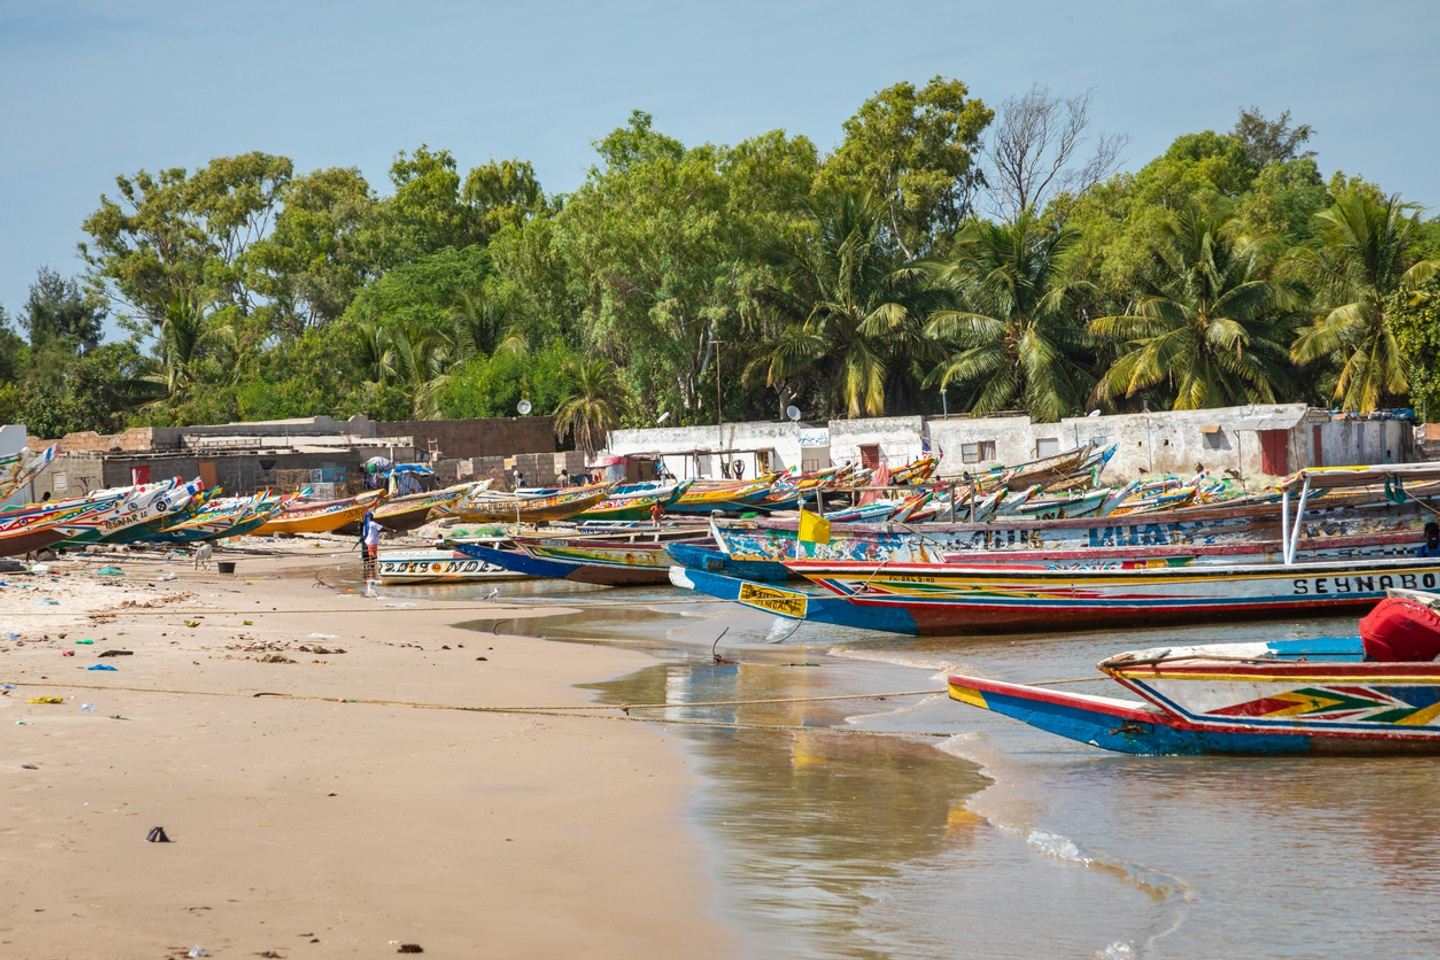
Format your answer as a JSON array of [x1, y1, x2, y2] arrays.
[[859, 444, 881, 469], [1259, 430, 1289, 475], [1311, 426, 1324, 467]]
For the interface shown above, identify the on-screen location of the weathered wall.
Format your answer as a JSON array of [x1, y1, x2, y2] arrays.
[[607, 405, 1415, 482], [377, 417, 556, 460]]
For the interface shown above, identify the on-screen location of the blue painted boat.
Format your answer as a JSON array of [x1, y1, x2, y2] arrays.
[[667, 565, 919, 634], [664, 543, 794, 582], [948, 608, 1440, 755]]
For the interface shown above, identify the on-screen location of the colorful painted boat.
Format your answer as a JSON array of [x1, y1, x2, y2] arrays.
[[455, 532, 707, 585], [709, 487, 1440, 564], [338, 485, 467, 535], [664, 542, 793, 583], [667, 565, 917, 633], [0, 444, 57, 501], [147, 493, 284, 543], [376, 549, 528, 585], [573, 481, 691, 522], [57, 478, 204, 548], [788, 555, 1440, 634], [249, 490, 385, 536], [450, 484, 613, 523], [890, 456, 940, 485], [947, 594, 1440, 755], [0, 499, 93, 557], [667, 475, 779, 515], [101, 486, 223, 545]]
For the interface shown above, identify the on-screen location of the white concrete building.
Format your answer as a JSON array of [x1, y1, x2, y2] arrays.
[[605, 404, 1414, 482], [1, 424, 30, 507]]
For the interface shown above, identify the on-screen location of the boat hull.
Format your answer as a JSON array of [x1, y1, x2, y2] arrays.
[[377, 550, 528, 584], [667, 566, 920, 633], [947, 674, 1440, 755], [665, 543, 793, 582], [795, 557, 1440, 634], [454, 542, 673, 586]]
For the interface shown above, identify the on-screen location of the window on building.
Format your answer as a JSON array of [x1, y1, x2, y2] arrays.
[[961, 441, 997, 464], [1035, 437, 1060, 458]]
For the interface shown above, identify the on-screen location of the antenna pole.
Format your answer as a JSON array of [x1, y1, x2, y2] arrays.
[[714, 338, 724, 470]]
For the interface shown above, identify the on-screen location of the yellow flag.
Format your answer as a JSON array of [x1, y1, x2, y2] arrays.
[[798, 508, 831, 545]]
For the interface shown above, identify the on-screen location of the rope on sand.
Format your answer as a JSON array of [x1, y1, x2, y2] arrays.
[[0, 680, 958, 738]]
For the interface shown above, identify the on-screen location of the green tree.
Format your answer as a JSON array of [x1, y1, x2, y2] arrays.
[[923, 210, 1093, 421], [1091, 205, 1293, 410], [462, 158, 548, 240], [759, 191, 928, 418], [244, 166, 378, 335], [1290, 189, 1440, 411], [553, 357, 625, 457], [80, 152, 292, 326], [1390, 276, 1440, 419], [21, 267, 106, 353], [819, 76, 993, 257]]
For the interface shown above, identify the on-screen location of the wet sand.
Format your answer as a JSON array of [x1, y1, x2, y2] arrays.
[[0, 547, 734, 958]]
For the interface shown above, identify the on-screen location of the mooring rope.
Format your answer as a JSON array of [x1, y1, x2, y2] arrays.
[[0, 679, 960, 738]]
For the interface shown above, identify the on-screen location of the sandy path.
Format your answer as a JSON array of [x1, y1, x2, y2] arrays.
[[0, 552, 733, 959]]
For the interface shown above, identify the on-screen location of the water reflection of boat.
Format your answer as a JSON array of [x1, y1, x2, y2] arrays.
[[948, 589, 1440, 755]]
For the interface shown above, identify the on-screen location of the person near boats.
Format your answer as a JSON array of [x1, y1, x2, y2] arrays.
[[1418, 522, 1440, 558], [650, 500, 665, 527], [360, 510, 385, 581]]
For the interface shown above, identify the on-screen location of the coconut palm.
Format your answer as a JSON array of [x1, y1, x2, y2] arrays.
[[760, 190, 929, 418], [553, 357, 624, 457], [922, 209, 1094, 421], [1289, 190, 1440, 411], [1090, 204, 1293, 410], [147, 290, 236, 402]]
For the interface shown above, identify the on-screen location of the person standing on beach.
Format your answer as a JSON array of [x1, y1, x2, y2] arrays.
[[650, 499, 664, 528], [360, 510, 384, 586]]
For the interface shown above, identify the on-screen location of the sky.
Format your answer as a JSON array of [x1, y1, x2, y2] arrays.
[[1, 0, 1436, 328]]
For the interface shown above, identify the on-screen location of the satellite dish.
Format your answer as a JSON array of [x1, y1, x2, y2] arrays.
[[1087, 409, 1101, 418], [786, 405, 803, 422], [517, 399, 533, 415], [656, 411, 672, 425]]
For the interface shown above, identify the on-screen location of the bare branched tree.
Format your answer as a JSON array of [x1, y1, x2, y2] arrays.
[[986, 86, 1128, 222]]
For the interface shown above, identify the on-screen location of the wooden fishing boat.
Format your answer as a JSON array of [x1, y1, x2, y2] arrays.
[[947, 590, 1440, 755], [0, 500, 92, 557], [455, 529, 709, 585], [249, 490, 384, 536], [450, 484, 612, 523], [890, 456, 940, 485], [573, 481, 691, 522], [665, 542, 793, 583], [668, 565, 917, 632], [667, 475, 779, 515], [147, 493, 284, 543], [376, 549, 528, 584], [337, 485, 467, 535], [0, 444, 57, 501], [788, 554, 1440, 634], [709, 482, 1440, 565], [57, 478, 204, 548]]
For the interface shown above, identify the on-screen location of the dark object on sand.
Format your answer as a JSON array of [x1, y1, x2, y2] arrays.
[[146, 826, 171, 843], [398, 946, 424, 954], [97, 649, 133, 658], [217, 560, 236, 575]]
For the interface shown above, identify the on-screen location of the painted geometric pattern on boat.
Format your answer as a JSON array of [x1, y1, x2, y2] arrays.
[[1209, 685, 1440, 725]]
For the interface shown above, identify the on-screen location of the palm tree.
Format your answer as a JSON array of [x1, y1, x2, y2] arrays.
[[553, 357, 624, 457], [760, 191, 928, 418], [1090, 204, 1293, 410], [353, 319, 453, 418], [1290, 190, 1440, 411], [922, 210, 1093, 421], [147, 290, 235, 402]]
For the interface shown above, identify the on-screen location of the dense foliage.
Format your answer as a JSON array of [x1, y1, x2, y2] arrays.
[[4, 85, 1438, 441]]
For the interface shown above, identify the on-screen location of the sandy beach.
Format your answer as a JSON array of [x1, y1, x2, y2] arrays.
[[0, 543, 734, 959]]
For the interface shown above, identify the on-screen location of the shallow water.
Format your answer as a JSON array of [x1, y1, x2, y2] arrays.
[[410, 578, 1440, 958]]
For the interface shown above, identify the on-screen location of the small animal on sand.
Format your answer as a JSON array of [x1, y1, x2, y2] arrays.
[[192, 542, 214, 570]]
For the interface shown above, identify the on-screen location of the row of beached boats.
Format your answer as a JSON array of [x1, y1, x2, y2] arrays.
[[420, 455, 1440, 755]]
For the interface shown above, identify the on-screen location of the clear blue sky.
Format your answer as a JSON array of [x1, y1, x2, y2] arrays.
[[1, 0, 1435, 326]]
